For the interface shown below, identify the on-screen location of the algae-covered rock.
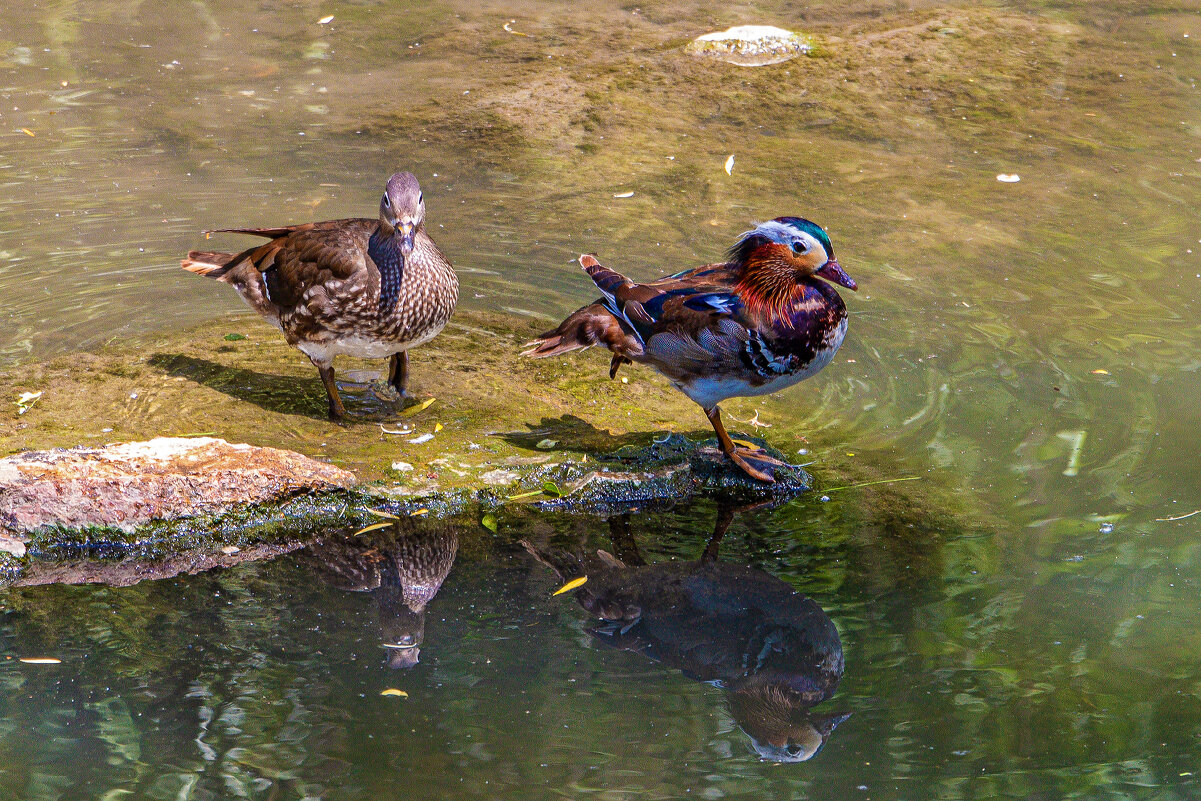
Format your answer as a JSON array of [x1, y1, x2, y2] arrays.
[[497, 434, 811, 514], [0, 437, 354, 550], [685, 25, 814, 67]]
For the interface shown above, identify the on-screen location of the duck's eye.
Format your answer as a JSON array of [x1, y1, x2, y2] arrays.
[[382, 194, 391, 209], [791, 241, 808, 254]]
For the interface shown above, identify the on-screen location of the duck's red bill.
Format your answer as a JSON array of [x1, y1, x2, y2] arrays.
[[816, 259, 857, 291]]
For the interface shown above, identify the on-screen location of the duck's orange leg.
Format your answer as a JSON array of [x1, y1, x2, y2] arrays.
[[704, 405, 784, 483]]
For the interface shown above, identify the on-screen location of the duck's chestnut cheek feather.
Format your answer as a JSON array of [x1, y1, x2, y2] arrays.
[[815, 259, 857, 291]]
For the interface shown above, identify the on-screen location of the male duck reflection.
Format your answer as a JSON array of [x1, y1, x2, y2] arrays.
[[524, 218, 855, 482], [301, 517, 458, 668], [523, 506, 849, 762], [182, 172, 458, 420]]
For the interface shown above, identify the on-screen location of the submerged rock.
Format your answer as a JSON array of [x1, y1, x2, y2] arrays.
[[686, 25, 814, 67], [0, 437, 354, 554]]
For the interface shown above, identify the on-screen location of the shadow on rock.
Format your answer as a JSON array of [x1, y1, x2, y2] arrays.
[[498, 426, 810, 512], [298, 518, 459, 668], [523, 503, 849, 762], [495, 414, 665, 454], [147, 353, 419, 421]]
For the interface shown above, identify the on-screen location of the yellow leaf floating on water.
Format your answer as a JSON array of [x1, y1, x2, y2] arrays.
[[19, 657, 61, 664], [1091, 369, 1110, 375], [380, 688, 409, 697], [552, 576, 588, 596], [410, 508, 428, 517], [731, 438, 758, 449], [724, 154, 735, 175], [20, 128, 35, 137], [401, 397, 436, 417], [354, 522, 393, 536], [434, 422, 444, 433], [367, 508, 400, 520]]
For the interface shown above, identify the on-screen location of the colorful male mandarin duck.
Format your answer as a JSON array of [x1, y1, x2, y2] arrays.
[[182, 172, 458, 420], [523, 218, 856, 482]]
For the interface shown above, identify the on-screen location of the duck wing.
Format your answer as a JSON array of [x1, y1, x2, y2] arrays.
[[582, 257, 752, 373], [231, 219, 374, 308]]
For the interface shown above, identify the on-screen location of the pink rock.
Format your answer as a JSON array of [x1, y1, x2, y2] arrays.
[[0, 437, 355, 552]]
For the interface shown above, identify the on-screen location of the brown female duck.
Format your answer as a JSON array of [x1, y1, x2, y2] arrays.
[[182, 172, 458, 419]]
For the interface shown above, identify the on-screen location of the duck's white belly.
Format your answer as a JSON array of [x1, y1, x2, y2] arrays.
[[297, 323, 446, 364]]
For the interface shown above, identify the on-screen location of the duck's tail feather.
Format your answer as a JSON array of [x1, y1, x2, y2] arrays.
[[181, 251, 239, 279], [521, 303, 643, 361]]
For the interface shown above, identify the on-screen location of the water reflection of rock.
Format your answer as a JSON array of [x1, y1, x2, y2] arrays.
[[524, 506, 849, 762], [301, 519, 458, 669]]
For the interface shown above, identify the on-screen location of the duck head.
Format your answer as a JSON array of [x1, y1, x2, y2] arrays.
[[379, 171, 425, 256], [728, 674, 851, 762], [730, 217, 856, 311]]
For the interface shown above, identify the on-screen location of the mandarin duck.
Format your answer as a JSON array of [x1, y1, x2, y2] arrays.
[[523, 217, 856, 482], [182, 172, 458, 420], [522, 508, 849, 762]]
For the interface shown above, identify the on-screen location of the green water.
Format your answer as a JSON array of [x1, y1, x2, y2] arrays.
[[2, 0, 1200, 798]]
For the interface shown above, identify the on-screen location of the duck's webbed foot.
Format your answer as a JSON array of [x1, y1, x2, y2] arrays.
[[704, 404, 781, 483], [726, 446, 785, 483]]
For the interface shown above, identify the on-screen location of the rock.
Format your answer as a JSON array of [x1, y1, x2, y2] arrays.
[[504, 434, 811, 514], [0, 437, 355, 548], [685, 25, 813, 67]]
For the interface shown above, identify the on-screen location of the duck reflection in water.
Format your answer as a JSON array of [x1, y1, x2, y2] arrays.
[[301, 517, 458, 668], [524, 505, 849, 762]]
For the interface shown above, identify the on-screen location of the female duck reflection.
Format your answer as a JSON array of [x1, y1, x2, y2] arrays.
[[524, 505, 849, 763], [301, 517, 458, 669]]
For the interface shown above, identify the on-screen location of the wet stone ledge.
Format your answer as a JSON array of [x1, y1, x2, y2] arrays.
[[0, 311, 815, 583]]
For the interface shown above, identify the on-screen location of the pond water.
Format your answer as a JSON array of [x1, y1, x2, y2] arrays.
[[1, 0, 1200, 798]]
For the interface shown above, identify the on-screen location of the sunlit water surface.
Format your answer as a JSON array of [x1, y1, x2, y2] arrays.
[[1, 0, 1199, 798]]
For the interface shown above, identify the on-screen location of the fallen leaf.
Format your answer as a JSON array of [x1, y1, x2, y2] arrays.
[[408, 433, 434, 444], [367, 508, 401, 520], [1091, 368, 1110, 375], [15, 391, 42, 415], [354, 522, 393, 536], [380, 688, 409, 697], [541, 480, 563, 498], [536, 438, 558, 449], [401, 397, 436, 416], [434, 422, 444, 433], [724, 154, 735, 175], [223, 333, 247, 341], [481, 512, 498, 532], [996, 173, 1021, 183], [553, 576, 588, 596], [410, 508, 428, 517], [502, 20, 529, 36], [613, 191, 634, 198], [318, 14, 334, 24], [380, 424, 414, 435], [20, 128, 35, 137], [391, 461, 414, 472], [18, 657, 61, 665], [221, 546, 240, 555]]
